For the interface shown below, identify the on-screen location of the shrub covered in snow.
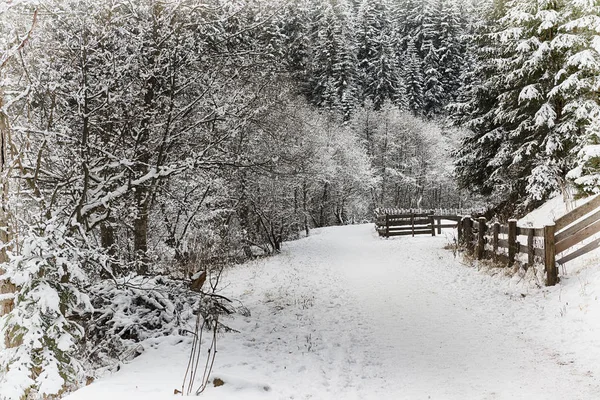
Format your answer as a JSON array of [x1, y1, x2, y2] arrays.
[[0, 224, 238, 400], [79, 276, 200, 370], [0, 225, 93, 399]]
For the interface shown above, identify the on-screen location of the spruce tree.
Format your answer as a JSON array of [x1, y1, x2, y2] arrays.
[[560, 0, 600, 194], [278, 0, 312, 85], [437, 1, 466, 102], [423, 42, 445, 116], [307, 0, 358, 118], [404, 39, 425, 115], [453, 0, 578, 204], [393, 0, 426, 55], [355, 0, 401, 109]]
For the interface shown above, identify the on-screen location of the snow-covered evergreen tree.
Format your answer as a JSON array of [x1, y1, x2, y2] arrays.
[[423, 42, 445, 116], [436, 1, 466, 101], [275, 0, 312, 84], [450, 0, 506, 197], [453, 0, 580, 205], [355, 0, 401, 109], [393, 0, 426, 55], [420, 0, 470, 114], [561, 0, 600, 194], [404, 39, 426, 115], [307, 0, 358, 118]]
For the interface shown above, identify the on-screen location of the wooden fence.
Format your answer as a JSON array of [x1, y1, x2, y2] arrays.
[[377, 196, 600, 286], [459, 195, 600, 286], [458, 217, 556, 285], [376, 212, 461, 237], [374, 207, 486, 219]]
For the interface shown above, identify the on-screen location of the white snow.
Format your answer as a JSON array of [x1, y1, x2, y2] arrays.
[[534, 103, 557, 128], [64, 222, 600, 400], [518, 84, 541, 103], [567, 50, 600, 70], [518, 194, 594, 227]]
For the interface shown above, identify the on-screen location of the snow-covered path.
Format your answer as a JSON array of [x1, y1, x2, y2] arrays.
[[67, 224, 600, 400]]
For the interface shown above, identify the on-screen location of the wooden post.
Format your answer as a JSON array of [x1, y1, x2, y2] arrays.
[[385, 215, 389, 238], [411, 213, 415, 237], [476, 217, 486, 260], [545, 224, 558, 286], [508, 219, 517, 267], [527, 228, 534, 270], [437, 218, 442, 234], [430, 215, 435, 236], [492, 222, 499, 256], [464, 217, 473, 253]]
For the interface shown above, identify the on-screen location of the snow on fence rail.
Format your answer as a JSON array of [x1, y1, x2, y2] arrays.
[[374, 207, 486, 218], [376, 197, 600, 287]]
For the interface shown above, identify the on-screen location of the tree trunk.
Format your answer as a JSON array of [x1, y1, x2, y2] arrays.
[[319, 182, 329, 227], [0, 95, 14, 317], [380, 119, 389, 206], [132, 16, 158, 275], [303, 180, 309, 236], [133, 190, 150, 274], [236, 174, 254, 259], [0, 214, 13, 316], [100, 221, 121, 277]]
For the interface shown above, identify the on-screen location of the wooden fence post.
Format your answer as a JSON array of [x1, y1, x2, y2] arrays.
[[385, 215, 389, 238], [527, 229, 534, 270], [508, 219, 517, 267], [492, 222, 499, 257], [430, 215, 436, 236], [437, 218, 442, 235], [464, 217, 473, 253], [545, 224, 558, 286], [476, 217, 486, 260], [411, 213, 415, 237]]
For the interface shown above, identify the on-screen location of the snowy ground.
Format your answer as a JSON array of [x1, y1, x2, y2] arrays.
[[66, 219, 600, 399]]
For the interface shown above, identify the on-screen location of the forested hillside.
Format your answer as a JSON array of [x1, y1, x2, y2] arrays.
[[1, 0, 599, 398]]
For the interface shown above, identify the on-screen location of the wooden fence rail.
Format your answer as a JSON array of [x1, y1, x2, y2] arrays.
[[459, 206, 600, 286], [458, 217, 556, 284], [376, 196, 600, 287], [375, 212, 461, 238], [374, 207, 486, 219]]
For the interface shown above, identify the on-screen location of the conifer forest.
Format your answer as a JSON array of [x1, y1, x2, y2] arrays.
[[1, 0, 600, 398]]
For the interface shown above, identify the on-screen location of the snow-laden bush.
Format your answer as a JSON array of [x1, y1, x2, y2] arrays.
[[0, 225, 93, 400], [0, 223, 240, 400], [0, 226, 241, 399], [79, 276, 200, 370]]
